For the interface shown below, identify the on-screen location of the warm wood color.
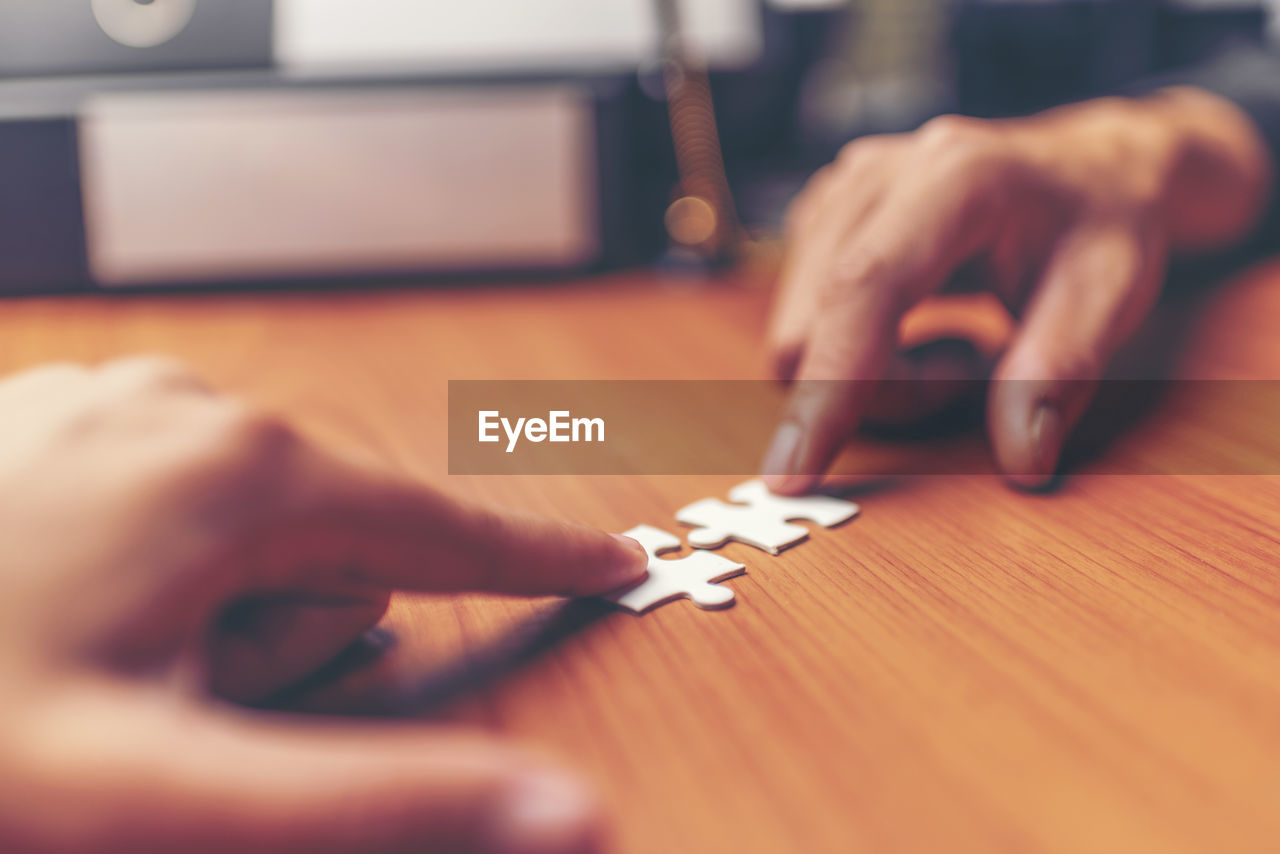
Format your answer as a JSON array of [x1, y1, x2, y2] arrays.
[[2, 262, 1278, 854]]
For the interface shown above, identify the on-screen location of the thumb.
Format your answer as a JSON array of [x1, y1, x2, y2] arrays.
[[988, 222, 1164, 488], [12, 685, 603, 854]]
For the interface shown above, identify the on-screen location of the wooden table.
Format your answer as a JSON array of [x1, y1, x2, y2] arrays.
[[2, 261, 1278, 854]]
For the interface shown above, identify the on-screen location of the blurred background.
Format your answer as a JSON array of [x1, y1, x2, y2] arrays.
[[0, 0, 1273, 291]]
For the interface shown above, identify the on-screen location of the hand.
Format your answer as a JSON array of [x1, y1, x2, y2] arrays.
[[763, 87, 1271, 491], [0, 358, 647, 854]]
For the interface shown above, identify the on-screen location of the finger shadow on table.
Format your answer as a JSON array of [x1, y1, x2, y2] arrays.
[[1055, 286, 1207, 480], [262, 598, 617, 718]]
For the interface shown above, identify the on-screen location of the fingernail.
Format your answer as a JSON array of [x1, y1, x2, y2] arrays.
[[605, 534, 649, 584], [1029, 403, 1064, 478], [761, 422, 813, 494], [487, 770, 602, 854]]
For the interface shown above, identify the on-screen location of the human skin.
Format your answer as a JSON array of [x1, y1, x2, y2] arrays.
[[0, 357, 647, 854], [762, 87, 1272, 492]]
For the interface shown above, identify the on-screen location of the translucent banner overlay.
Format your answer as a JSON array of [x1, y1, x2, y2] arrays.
[[448, 380, 1280, 475]]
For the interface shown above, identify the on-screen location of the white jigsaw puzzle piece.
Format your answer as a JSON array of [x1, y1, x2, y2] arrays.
[[676, 498, 809, 554], [606, 524, 746, 614], [675, 479, 860, 555]]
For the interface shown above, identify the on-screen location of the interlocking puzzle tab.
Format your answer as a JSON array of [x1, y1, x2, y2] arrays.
[[606, 524, 747, 614], [676, 479, 860, 555]]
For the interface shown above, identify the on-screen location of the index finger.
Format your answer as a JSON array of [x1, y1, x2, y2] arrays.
[[242, 442, 648, 599], [761, 259, 906, 495], [762, 140, 1007, 493]]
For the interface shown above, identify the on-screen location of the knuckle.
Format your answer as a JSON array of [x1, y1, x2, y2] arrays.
[[818, 251, 911, 321], [784, 166, 835, 235], [916, 115, 1008, 176], [917, 114, 984, 144], [217, 405, 300, 464], [1080, 95, 1130, 117], [834, 135, 891, 171], [809, 162, 835, 187], [826, 251, 896, 296], [98, 355, 206, 394], [176, 402, 301, 490]]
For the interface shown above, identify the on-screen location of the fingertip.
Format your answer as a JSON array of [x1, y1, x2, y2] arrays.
[[761, 421, 805, 482], [989, 384, 1066, 488], [606, 533, 648, 574], [1002, 469, 1058, 492], [607, 532, 646, 558], [565, 533, 646, 597], [761, 421, 823, 494], [762, 389, 848, 495], [770, 345, 802, 383], [1028, 402, 1065, 478]]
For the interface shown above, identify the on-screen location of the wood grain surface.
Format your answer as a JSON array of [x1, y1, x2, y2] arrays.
[[1, 261, 1278, 854]]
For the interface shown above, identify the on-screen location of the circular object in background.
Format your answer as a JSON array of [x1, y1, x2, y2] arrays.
[[90, 0, 198, 49], [665, 195, 719, 249]]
